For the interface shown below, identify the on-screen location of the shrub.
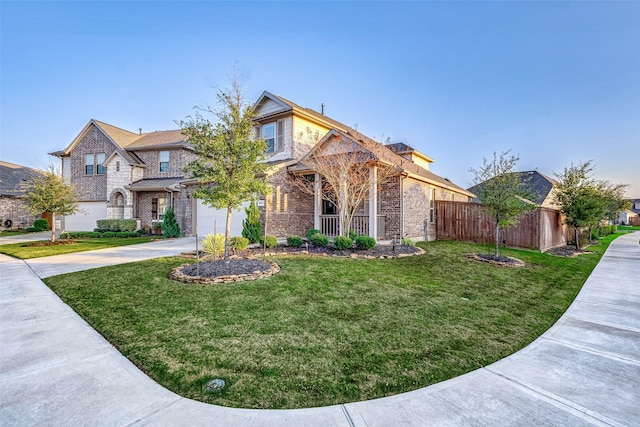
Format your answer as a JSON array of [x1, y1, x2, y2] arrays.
[[230, 236, 249, 250], [306, 228, 321, 240], [242, 201, 262, 243], [309, 233, 329, 247], [262, 235, 278, 248], [287, 235, 303, 247], [26, 227, 38, 233], [33, 218, 49, 231], [60, 232, 69, 239], [202, 233, 225, 257], [402, 237, 416, 247], [355, 235, 376, 250], [96, 219, 137, 232], [103, 231, 117, 238], [162, 207, 181, 238], [88, 232, 102, 238], [334, 235, 353, 250], [348, 229, 358, 241]]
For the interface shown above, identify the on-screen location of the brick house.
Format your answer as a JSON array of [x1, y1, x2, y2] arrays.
[[50, 91, 473, 239], [0, 161, 48, 230]]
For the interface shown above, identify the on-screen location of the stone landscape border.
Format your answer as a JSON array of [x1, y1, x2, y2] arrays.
[[169, 260, 280, 284]]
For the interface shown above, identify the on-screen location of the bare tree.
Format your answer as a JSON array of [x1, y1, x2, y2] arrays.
[[289, 129, 398, 238]]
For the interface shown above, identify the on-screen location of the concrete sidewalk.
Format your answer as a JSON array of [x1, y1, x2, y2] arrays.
[[1, 233, 638, 426], [0, 231, 51, 245]]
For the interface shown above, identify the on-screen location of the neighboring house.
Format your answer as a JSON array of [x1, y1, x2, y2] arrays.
[[0, 161, 48, 229], [467, 170, 559, 209], [619, 198, 640, 225], [50, 91, 473, 239]]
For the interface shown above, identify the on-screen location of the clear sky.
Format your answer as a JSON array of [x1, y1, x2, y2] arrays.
[[2, 1, 638, 196]]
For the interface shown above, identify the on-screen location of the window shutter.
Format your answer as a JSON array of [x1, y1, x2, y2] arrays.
[[276, 120, 284, 151]]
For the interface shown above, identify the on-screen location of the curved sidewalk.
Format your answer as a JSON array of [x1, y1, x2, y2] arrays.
[[1, 233, 639, 426]]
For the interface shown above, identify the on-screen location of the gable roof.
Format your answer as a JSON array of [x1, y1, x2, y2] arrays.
[[467, 170, 557, 205], [125, 129, 188, 150], [290, 128, 474, 197], [0, 161, 46, 197]]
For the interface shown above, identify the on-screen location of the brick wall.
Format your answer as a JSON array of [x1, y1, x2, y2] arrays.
[[378, 176, 401, 240], [0, 197, 39, 229], [69, 124, 115, 201], [403, 177, 430, 239], [260, 166, 315, 237], [133, 148, 197, 179]]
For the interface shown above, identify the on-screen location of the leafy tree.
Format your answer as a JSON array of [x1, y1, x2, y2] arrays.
[[181, 76, 269, 262], [242, 200, 262, 243], [161, 207, 181, 238], [554, 163, 628, 245], [469, 151, 537, 256], [21, 166, 81, 242]]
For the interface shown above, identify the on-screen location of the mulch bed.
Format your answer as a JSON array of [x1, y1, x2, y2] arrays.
[[545, 245, 593, 257], [238, 243, 423, 258], [467, 253, 525, 267], [180, 259, 272, 278], [25, 240, 77, 247]]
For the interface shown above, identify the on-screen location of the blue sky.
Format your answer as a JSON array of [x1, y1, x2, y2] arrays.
[[2, 1, 639, 196]]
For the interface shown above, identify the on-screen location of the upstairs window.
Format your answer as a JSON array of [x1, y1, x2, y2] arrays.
[[85, 153, 106, 175], [159, 151, 170, 172], [85, 154, 94, 175], [259, 120, 284, 154], [96, 153, 106, 175]]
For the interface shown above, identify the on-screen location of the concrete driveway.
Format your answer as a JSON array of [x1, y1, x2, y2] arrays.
[[1, 233, 639, 426]]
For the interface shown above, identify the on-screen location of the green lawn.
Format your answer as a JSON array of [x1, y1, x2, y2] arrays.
[[618, 225, 640, 232], [43, 234, 618, 409], [0, 236, 164, 259], [0, 229, 34, 237]]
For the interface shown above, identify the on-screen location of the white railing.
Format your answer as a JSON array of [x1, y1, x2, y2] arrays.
[[320, 214, 386, 239]]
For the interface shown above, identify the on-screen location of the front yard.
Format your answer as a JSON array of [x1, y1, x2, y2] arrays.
[[43, 235, 617, 409]]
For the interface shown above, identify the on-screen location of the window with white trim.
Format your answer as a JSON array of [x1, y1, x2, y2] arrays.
[[85, 154, 94, 175], [429, 188, 436, 223], [96, 153, 106, 175], [152, 197, 168, 220], [85, 153, 106, 175], [159, 151, 170, 172], [258, 120, 284, 154]]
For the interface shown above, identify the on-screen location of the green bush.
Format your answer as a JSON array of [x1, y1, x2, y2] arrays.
[[26, 227, 38, 233], [348, 229, 358, 241], [287, 235, 303, 247], [115, 231, 139, 238], [355, 235, 376, 250], [162, 207, 181, 238], [242, 201, 262, 243], [33, 218, 49, 231], [306, 228, 321, 240], [334, 235, 353, 250], [103, 231, 117, 238], [202, 233, 225, 257], [309, 233, 329, 247], [96, 219, 137, 232], [262, 235, 278, 249], [88, 232, 102, 238], [60, 232, 69, 239], [230, 236, 249, 250], [402, 237, 416, 247]]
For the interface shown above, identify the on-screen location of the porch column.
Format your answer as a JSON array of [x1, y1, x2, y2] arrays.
[[314, 173, 321, 230], [369, 166, 378, 239]]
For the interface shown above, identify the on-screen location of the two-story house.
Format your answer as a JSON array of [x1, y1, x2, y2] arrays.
[[50, 91, 473, 240]]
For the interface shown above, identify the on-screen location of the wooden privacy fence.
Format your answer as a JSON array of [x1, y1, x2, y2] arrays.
[[435, 201, 567, 252], [629, 217, 640, 226]]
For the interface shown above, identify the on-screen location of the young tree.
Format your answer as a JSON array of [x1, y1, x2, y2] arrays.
[[289, 130, 397, 237], [242, 200, 262, 243], [161, 206, 181, 238], [181, 76, 269, 262], [469, 151, 537, 257], [21, 166, 81, 242]]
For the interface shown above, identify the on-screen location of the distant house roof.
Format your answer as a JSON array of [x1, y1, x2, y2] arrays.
[[467, 170, 557, 206], [0, 161, 46, 197]]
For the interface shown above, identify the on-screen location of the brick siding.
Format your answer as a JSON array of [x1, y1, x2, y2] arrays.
[[68, 124, 115, 201]]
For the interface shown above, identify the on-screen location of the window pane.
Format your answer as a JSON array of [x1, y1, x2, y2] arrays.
[[158, 198, 167, 219], [159, 151, 169, 172], [85, 154, 94, 175], [96, 153, 106, 174], [262, 123, 275, 139]]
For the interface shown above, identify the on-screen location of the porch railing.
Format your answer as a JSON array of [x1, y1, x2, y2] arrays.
[[320, 215, 386, 240]]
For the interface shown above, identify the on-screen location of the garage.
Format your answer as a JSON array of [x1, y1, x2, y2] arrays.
[[194, 199, 249, 237], [63, 202, 107, 231]]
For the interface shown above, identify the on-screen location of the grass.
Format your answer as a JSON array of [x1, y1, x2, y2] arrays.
[[0, 229, 34, 237], [0, 236, 164, 259], [618, 225, 640, 232], [43, 234, 619, 409]]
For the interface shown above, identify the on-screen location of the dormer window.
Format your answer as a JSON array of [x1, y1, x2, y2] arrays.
[[257, 120, 284, 154], [159, 151, 170, 172]]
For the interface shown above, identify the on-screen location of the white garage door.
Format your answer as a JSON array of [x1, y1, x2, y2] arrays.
[[64, 202, 107, 231], [195, 199, 249, 237]]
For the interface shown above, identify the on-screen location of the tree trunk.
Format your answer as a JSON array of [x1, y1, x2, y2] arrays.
[[574, 227, 580, 251], [224, 206, 232, 263], [50, 213, 56, 243], [494, 221, 500, 257]]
